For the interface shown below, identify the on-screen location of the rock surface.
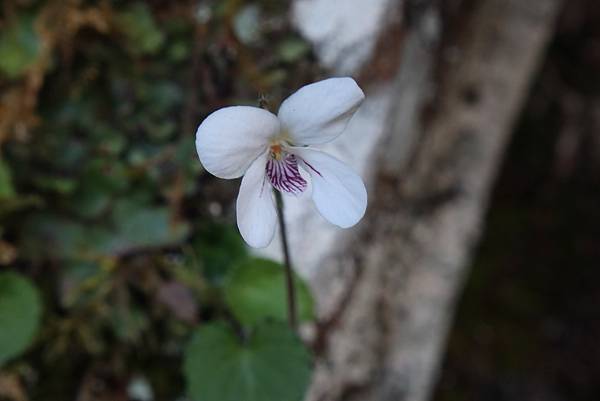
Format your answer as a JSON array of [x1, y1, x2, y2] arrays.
[[258, 0, 402, 280], [293, 0, 395, 74], [261, 2, 562, 401]]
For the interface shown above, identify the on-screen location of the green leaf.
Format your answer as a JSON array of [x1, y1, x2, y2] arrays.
[[33, 174, 77, 195], [193, 223, 248, 284], [224, 258, 314, 326], [21, 200, 189, 259], [60, 260, 102, 308], [20, 214, 94, 259], [71, 183, 112, 218], [0, 272, 42, 365], [70, 161, 129, 218], [116, 3, 165, 55], [85, 160, 129, 193], [140, 81, 182, 115], [278, 38, 310, 63], [184, 321, 312, 401], [168, 41, 190, 62], [0, 159, 16, 199], [108, 200, 190, 253], [0, 15, 41, 78], [111, 306, 149, 343]]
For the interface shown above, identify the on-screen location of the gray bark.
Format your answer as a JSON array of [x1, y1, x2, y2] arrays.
[[306, 1, 562, 401]]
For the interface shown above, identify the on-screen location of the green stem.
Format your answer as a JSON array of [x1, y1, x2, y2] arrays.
[[274, 189, 298, 332]]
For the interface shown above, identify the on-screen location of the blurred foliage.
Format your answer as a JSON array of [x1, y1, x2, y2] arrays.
[[0, 272, 41, 365], [0, 14, 40, 79], [0, 0, 321, 400]]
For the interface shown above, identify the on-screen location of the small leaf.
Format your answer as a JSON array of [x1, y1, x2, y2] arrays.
[[278, 38, 310, 63], [109, 200, 190, 253], [142, 81, 182, 115], [20, 214, 93, 259], [33, 174, 77, 195], [112, 306, 149, 343], [224, 258, 314, 326], [116, 3, 165, 55], [184, 321, 312, 401], [193, 223, 248, 284], [0, 159, 16, 199], [21, 201, 189, 259], [0, 272, 42, 365], [71, 182, 112, 218], [60, 260, 102, 308], [168, 41, 190, 62], [0, 15, 41, 78]]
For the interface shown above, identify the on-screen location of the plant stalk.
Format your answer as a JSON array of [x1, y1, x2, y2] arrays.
[[274, 189, 298, 332]]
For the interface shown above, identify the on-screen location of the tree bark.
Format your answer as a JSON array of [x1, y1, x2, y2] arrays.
[[307, 1, 562, 401]]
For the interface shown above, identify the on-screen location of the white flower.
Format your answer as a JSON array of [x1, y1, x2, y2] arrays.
[[195, 77, 367, 248]]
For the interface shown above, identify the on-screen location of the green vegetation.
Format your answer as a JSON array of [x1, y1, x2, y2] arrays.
[[0, 1, 320, 399]]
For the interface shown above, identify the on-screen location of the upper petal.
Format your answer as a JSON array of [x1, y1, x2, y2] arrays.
[[293, 148, 367, 228], [236, 152, 277, 248], [196, 106, 280, 179], [277, 77, 365, 145]]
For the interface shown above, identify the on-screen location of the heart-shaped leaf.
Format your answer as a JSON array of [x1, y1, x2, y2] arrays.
[[0, 272, 42, 365], [184, 321, 312, 401], [224, 258, 314, 326]]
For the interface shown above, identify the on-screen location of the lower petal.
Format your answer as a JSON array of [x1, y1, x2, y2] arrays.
[[236, 153, 277, 248], [266, 153, 307, 196], [293, 148, 367, 228]]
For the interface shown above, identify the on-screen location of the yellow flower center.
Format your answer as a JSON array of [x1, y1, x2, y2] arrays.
[[268, 130, 293, 161], [270, 144, 283, 160]]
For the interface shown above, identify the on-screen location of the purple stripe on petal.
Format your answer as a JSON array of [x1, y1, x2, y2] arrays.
[[266, 153, 307, 196], [301, 159, 323, 177]]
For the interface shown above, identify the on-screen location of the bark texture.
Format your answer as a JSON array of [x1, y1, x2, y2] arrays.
[[307, 1, 562, 401]]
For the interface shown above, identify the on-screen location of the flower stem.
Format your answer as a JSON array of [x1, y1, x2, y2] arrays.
[[274, 189, 298, 332]]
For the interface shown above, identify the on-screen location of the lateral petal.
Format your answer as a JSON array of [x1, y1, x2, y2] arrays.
[[278, 77, 364, 145], [196, 106, 280, 179]]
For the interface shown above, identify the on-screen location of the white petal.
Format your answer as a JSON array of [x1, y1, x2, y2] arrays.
[[196, 106, 280, 179], [293, 148, 367, 228], [277, 77, 365, 145], [236, 153, 277, 248]]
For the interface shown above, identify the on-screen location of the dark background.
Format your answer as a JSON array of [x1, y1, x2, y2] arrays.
[[435, 1, 600, 399]]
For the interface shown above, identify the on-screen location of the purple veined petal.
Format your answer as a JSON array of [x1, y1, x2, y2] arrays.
[[277, 77, 365, 146], [196, 106, 280, 179], [293, 147, 367, 228], [266, 152, 307, 196], [236, 152, 278, 248]]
